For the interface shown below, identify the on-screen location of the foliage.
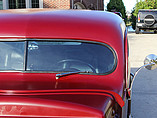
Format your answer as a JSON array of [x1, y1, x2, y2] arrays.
[[130, 8, 136, 29], [133, 0, 157, 16], [107, 0, 127, 23]]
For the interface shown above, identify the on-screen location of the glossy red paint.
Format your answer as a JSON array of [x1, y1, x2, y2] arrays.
[[0, 89, 124, 107], [0, 96, 103, 117], [0, 9, 128, 117]]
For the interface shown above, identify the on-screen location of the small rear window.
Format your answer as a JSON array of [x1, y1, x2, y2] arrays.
[[27, 40, 117, 74]]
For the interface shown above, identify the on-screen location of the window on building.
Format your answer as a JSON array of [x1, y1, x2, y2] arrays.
[[9, 0, 16, 9], [18, 0, 26, 8], [0, 0, 3, 10], [9, 0, 26, 9], [32, 0, 39, 8]]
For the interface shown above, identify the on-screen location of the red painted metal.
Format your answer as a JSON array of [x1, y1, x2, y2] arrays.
[[0, 9, 128, 117], [0, 89, 124, 108], [0, 96, 103, 117]]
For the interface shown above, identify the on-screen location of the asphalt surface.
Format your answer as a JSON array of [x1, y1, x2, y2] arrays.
[[128, 32, 157, 118]]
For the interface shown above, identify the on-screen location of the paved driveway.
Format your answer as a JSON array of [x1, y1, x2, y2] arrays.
[[128, 32, 157, 118]]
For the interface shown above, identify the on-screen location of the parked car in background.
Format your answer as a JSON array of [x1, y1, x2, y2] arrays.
[[0, 9, 150, 118], [135, 9, 157, 34]]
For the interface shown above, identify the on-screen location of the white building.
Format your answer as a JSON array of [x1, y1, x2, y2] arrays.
[[0, 0, 45, 10]]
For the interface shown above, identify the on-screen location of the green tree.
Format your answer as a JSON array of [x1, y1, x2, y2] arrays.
[[145, 0, 157, 9], [130, 8, 136, 29], [107, 0, 127, 23], [133, 0, 146, 17]]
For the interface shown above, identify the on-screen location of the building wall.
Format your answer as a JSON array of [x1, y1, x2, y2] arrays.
[[72, 0, 104, 10], [0, 0, 104, 10], [43, 0, 70, 9], [43, 0, 104, 10]]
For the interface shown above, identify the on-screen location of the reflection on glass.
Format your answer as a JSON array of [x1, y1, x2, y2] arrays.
[[0, 42, 25, 70], [27, 41, 116, 74]]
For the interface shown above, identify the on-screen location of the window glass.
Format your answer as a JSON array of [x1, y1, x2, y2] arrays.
[[27, 41, 116, 74], [9, 0, 26, 9], [9, 0, 16, 9], [0, 42, 25, 70], [0, 0, 3, 10], [18, 0, 26, 8], [32, 0, 39, 8]]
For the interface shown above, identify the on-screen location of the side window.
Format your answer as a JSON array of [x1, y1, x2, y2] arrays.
[[0, 42, 25, 71]]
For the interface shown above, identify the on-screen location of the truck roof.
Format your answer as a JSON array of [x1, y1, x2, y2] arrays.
[[0, 9, 125, 44]]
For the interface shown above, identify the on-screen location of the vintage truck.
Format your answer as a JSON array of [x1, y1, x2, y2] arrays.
[[0, 9, 156, 118]]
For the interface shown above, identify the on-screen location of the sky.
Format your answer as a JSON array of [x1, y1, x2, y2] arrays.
[[104, 0, 137, 12]]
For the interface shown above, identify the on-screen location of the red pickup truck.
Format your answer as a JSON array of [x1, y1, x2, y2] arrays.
[[0, 9, 156, 118]]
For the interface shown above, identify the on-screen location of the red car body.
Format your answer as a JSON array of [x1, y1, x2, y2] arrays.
[[0, 9, 130, 118]]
